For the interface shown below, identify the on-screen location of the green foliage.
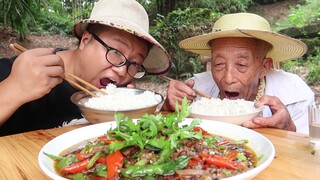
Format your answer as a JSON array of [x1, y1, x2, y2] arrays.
[[252, 0, 284, 5], [151, 8, 220, 79], [30, 1, 73, 36], [1, 0, 95, 39], [281, 58, 304, 74], [174, 0, 253, 13], [0, 0, 48, 40], [275, 0, 320, 85], [282, 47, 320, 85], [305, 47, 320, 85], [209, 0, 253, 14], [145, 0, 253, 80], [274, 0, 320, 31]]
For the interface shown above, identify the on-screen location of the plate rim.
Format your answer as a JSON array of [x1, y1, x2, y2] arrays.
[[38, 118, 275, 180]]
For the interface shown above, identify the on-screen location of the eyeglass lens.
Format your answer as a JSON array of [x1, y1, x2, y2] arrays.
[[92, 33, 146, 79], [106, 50, 145, 78]]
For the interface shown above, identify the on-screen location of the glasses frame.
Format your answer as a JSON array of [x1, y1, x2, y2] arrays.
[[91, 33, 147, 79]]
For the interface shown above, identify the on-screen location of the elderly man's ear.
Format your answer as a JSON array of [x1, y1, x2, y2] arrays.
[[259, 58, 273, 78]]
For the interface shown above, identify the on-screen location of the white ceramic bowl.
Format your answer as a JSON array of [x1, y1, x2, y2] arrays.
[[38, 118, 275, 180], [71, 87, 164, 123], [190, 100, 265, 125]]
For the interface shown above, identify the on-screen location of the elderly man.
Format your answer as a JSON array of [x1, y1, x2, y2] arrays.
[[164, 13, 314, 134]]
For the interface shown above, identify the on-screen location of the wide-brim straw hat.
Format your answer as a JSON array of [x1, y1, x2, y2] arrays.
[[179, 13, 307, 62], [73, 0, 171, 75]]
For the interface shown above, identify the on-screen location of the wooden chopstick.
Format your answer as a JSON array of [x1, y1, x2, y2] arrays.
[[158, 75, 212, 99], [64, 72, 107, 96], [9, 43, 107, 97], [9, 43, 27, 53], [64, 78, 96, 97]]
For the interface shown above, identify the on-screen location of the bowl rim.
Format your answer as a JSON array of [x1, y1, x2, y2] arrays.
[[190, 105, 264, 118], [190, 99, 265, 117], [70, 87, 164, 112]]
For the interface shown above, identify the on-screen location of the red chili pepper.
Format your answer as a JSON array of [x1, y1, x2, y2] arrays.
[[96, 157, 107, 164], [226, 151, 239, 160], [76, 153, 91, 161], [193, 126, 211, 135], [106, 150, 124, 180], [187, 157, 202, 167], [215, 139, 230, 146], [98, 136, 122, 144], [60, 159, 90, 174], [199, 153, 244, 170]]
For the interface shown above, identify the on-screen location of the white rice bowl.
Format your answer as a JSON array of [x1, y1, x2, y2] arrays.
[[190, 98, 264, 125], [70, 84, 164, 123], [83, 84, 162, 111]]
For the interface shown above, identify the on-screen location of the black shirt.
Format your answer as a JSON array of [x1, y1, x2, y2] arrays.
[[0, 56, 83, 136]]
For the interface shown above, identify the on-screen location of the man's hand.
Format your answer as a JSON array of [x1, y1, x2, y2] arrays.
[[6, 48, 64, 104], [243, 95, 296, 132], [162, 79, 197, 111], [0, 48, 64, 125]]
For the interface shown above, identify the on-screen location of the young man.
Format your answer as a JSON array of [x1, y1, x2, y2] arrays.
[[0, 0, 171, 136], [164, 13, 314, 134]]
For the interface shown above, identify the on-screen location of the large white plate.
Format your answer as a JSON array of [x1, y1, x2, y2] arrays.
[[38, 118, 275, 180]]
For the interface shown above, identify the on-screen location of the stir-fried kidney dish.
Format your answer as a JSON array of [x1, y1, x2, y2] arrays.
[[44, 99, 258, 179]]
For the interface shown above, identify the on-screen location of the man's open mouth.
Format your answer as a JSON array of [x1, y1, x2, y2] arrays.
[[99, 78, 115, 87], [225, 91, 240, 100]]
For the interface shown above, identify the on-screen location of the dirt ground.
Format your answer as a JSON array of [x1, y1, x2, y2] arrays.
[[0, 0, 319, 105]]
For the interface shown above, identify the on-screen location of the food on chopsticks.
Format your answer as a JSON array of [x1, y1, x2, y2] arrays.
[[82, 84, 162, 111], [191, 98, 260, 116], [44, 98, 257, 179]]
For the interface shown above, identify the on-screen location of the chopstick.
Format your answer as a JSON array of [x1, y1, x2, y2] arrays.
[[64, 72, 107, 96], [158, 75, 212, 99], [9, 43, 107, 97], [9, 43, 27, 53]]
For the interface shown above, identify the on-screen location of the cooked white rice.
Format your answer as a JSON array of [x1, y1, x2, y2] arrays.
[[191, 98, 258, 116], [83, 84, 162, 111]]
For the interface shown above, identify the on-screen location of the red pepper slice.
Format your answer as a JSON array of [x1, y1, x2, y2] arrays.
[[193, 126, 211, 135], [106, 150, 124, 180], [187, 157, 202, 167], [60, 159, 90, 174], [98, 136, 122, 144], [96, 157, 107, 164], [215, 139, 230, 146], [76, 153, 91, 161], [226, 151, 239, 160], [199, 153, 244, 170]]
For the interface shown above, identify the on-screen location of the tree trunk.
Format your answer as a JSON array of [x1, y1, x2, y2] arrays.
[[2, 1, 7, 29], [3, 13, 7, 29]]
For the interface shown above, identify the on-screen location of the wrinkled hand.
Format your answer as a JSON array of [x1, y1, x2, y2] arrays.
[[243, 95, 296, 132], [6, 48, 64, 104], [163, 79, 197, 110]]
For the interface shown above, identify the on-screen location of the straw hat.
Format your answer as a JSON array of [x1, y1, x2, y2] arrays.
[[179, 13, 307, 62], [73, 0, 171, 75]]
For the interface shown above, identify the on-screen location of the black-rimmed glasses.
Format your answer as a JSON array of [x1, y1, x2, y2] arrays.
[[91, 33, 147, 79]]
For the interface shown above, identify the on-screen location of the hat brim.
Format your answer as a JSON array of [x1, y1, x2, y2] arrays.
[[179, 29, 307, 62], [73, 19, 171, 75]]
